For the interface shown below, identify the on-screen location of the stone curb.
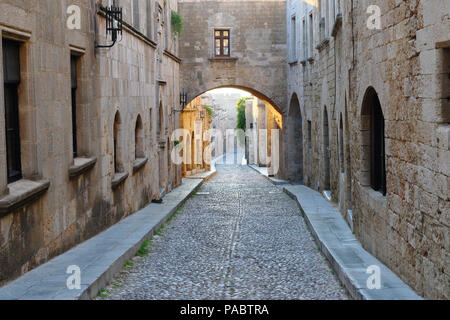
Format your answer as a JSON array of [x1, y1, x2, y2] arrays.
[[0, 169, 216, 300], [283, 185, 423, 300], [247, 164, 421, 300], [247, 164, 290, 185]]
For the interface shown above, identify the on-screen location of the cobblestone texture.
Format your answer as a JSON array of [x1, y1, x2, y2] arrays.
[[98, 165, 350, 300]]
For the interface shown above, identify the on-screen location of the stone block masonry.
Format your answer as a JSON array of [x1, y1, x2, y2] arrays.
[[286, 0, 449, 299], [0, 0, 181, 286]]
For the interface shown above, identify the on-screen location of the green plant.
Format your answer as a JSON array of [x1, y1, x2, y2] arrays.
[[174, 139, 181, 147], [98, 288, 110, 298], [171, 11, 183, 37], [136, 238, 151, 257], [202, 105, 213, 117], [123, 260, 134, 268], [167, 207, 181, 224], [236, 97, 251, 131], [154, 225, 164, 236], [236, 97, 251, 146]]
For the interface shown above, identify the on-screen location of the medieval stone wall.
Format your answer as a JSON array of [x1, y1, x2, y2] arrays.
[[178, 0, 287, 113], [180, 97, 212, 176], [0, 0, 181, 285], [286, 0, 449, 299]]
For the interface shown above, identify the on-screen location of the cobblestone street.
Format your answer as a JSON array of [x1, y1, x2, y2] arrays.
[[99, 165, 349, 300]]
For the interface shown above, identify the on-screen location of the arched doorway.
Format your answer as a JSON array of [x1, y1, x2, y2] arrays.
[[287, 93, 303, 182], [323, 106, 330, 190], [181, 87, 283, 175]]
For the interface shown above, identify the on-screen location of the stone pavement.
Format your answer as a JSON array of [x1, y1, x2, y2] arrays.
[[0, 176, 212, 300], [248, 164, 291, 185], [283, 185, 422, 300], [99, 165, 349, 300]]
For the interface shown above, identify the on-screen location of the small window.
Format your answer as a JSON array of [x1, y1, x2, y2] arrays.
[[70, 55, 79, 158], [214, 29, 230, 57], [113, 112, 123, 173], [135, 115, 144, 159], [291, 16, 297, 60], [308, 13, 314, 57], [302, 18, 307, 60], [370, 97, 386, 194], [158, 101, 164, 138], [307, 120, 312, 150], [3, 39, 22, 184], [443, 48, 450, 123]]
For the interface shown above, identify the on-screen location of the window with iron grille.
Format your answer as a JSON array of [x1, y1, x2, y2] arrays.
[[370, 97, 386, 195], [290, 16, 296, 60], [71, 55, 79, 158], [214, 29, 230, 57], [3, 39, 22, 184]]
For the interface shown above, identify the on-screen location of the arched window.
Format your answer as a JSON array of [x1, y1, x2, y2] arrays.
[[135, 115, 144, 159], [113, 111, 123, 173], [361, 87, 386, 195]]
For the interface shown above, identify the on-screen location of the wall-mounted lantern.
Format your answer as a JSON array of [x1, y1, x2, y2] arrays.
[[96, 6, 123, 48], [180, 91, 188, 109], [173, 91, 188, 113]]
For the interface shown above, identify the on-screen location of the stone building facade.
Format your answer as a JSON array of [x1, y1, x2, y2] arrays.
[[0, 0, 181, 285], [286, 0, 449, 299], [200, 88, 248, 158], [180, 96, 212, 176], [178, 0, 288, 175], [245, 97, 283, 176]]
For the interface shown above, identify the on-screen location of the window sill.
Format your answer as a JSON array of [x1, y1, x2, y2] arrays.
[[0, 179, 50, 217], [316, 38, 330, 51], [208, 57, 238, 62], [111, 172, 129, 190], [133, 157, 148, 174], [360, 186, 387, 214], [331, 14, 343, 38], [288, 60, 298, 66], [69, 157, 97, 180]]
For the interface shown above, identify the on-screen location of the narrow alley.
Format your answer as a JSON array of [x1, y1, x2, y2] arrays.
[[100, 165, 349, 300]]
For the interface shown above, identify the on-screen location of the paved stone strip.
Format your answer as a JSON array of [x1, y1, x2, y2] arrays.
[[100, 165, 349, 300], [0, 177, 209, 300], [283, 185, 423, 300]]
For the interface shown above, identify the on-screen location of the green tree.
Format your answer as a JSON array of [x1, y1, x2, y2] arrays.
[[236, 97, 251, 146], [236, 97, 250, 131], [171, 11, 183, 37]]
